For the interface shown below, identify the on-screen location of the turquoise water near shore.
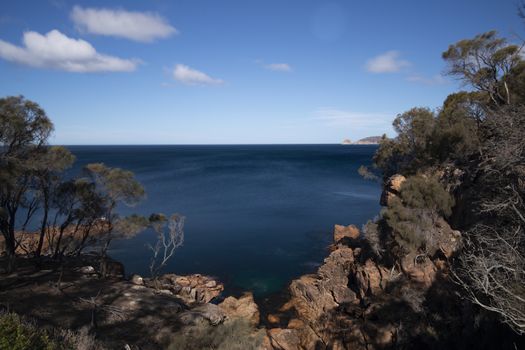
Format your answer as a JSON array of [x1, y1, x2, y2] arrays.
[[67, 145, 381, 297]]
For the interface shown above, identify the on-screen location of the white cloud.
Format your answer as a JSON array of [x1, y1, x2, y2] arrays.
[[173, 64, 224, 86], [265, 63, 292, 72], [0, 29, 138, 72], [406, 74, 448, 86], [71, 6, 177, 42], [313, 108, 393, 128], [366, 50, 410, 73]]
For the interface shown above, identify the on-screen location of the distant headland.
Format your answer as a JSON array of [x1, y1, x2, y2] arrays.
[[341, 136, 382, 145]]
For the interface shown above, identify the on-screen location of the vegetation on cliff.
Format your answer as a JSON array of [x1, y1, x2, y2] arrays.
[[367, 29, 525, 335]]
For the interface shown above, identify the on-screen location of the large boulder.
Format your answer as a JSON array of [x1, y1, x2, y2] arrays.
[[400, 253, 437, 287], [380, 174, 406, 206], [218, 292, 260, 326], [267, 328, 301, 350], [350, 259, 390, 299], [178, 303, 226, 326], [333, 224, 360, 243], [289, 247, 356, 322]]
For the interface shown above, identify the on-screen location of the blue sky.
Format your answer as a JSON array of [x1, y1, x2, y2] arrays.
[[0, 0, 522, 144]]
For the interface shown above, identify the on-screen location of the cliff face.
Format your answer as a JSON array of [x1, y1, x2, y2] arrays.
[[263, 220, 461, 350]]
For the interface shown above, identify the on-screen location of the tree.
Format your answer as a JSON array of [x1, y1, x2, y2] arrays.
[[33, 146, 76, 257], [83, 163, 147, 277], [442, 31, 522, 106], [382, 175, 454, 255], [147, 213, 185, 279], [0, 96, 53, 272], [374, 108, 436, 178]]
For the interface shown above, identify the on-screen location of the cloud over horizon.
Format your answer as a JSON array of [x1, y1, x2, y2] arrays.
[[173, 64, 224, 85], [0, 29, 138, 72], [366, 50, 410, 73], [71, 6, 177, 42]]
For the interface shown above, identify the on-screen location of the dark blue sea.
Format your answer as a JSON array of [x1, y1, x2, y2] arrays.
[[67, 145, 381, 299]]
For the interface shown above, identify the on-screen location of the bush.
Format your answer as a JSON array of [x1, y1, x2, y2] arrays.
[[362, 219, 384, 257], [382, 175, 454, 255], [0, 312, 103, 350], [168, 319, 264, 350], [0, 312, 56, 350]]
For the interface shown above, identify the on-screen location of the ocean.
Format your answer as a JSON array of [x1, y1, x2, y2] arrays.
[[67, 144, 381, 298]]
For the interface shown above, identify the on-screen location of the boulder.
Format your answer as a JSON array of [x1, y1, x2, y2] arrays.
[[333, 224, 360, 243], [289, 247, 356, 321], [400, 253, 437, 287], [380, 174, 406, 206], [350, 259, 390, 298], [150, 274, 224, 304], [79, 266, 96, 274], [130, 274, 144, 286], [268, 328, 301, 350], [218, 292, 260, 326], [267, 314, 280, 324], [178, 303, 226, 326]]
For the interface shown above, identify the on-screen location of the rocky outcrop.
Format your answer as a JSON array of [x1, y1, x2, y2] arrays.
[[218, 292, 260, 326], [264, 210, 465, 350], [380, 174, 406, 206], [333, 224, 360, 243], [144, 273, 224, 304], [289, 246, 356, 323]]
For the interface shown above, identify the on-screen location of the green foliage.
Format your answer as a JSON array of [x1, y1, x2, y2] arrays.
[[362, 219, 384, 257], [432, 92, 481, 162], [84, 163, 145, 207], [382, 176, 454, 254], [374, 108, 436, 177], [0, 313, 56, 350], [442, 31, 521, 105], [168, 319, 264, 350], [398, 176, 454, 217]]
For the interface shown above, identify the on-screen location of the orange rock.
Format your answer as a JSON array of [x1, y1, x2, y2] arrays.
[[218, 292, 260, 326], [380, 174, 406, 206], [267, 314, 280, 324], [333, 224, 360, 243], [287, 318, 304, 329]]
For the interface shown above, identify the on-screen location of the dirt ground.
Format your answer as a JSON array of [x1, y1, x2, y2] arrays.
[[0, 255, 189, 349]]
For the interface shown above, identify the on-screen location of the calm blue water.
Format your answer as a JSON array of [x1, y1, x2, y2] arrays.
[[66, 145, 380, 297]]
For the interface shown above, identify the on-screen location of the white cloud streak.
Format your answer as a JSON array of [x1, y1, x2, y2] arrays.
[[406, 74, 448, 86], [366, 50, 410, 73], [265, 63, 292, 72], [0, 29, 138, 72], [71, 6, 177, 42], [173, 64, 224, 86]]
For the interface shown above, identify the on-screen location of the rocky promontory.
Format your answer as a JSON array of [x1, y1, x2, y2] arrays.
[[341, 136, 382, 145]]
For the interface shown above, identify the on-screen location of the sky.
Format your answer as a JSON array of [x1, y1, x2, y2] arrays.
[[0, 0, 523, 145]]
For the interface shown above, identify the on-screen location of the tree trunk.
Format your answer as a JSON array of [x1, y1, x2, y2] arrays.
[[5, 215, 17, 273], [35, 195, 49, 257]]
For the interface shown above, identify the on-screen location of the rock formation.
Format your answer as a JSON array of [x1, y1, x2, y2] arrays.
[[264, 180, 465, 349]]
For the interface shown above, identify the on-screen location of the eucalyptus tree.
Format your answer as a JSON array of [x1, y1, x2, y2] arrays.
[[83, 163, 147, 276], [0, 96, 53, 272], [33, 146, 76, 257]]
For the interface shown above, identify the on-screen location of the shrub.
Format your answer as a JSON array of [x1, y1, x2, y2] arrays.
[[362, 219, 384, 257], [382, 175, 454, 255], [168, 318, 264, 350], [0, 312, 56, 350]]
